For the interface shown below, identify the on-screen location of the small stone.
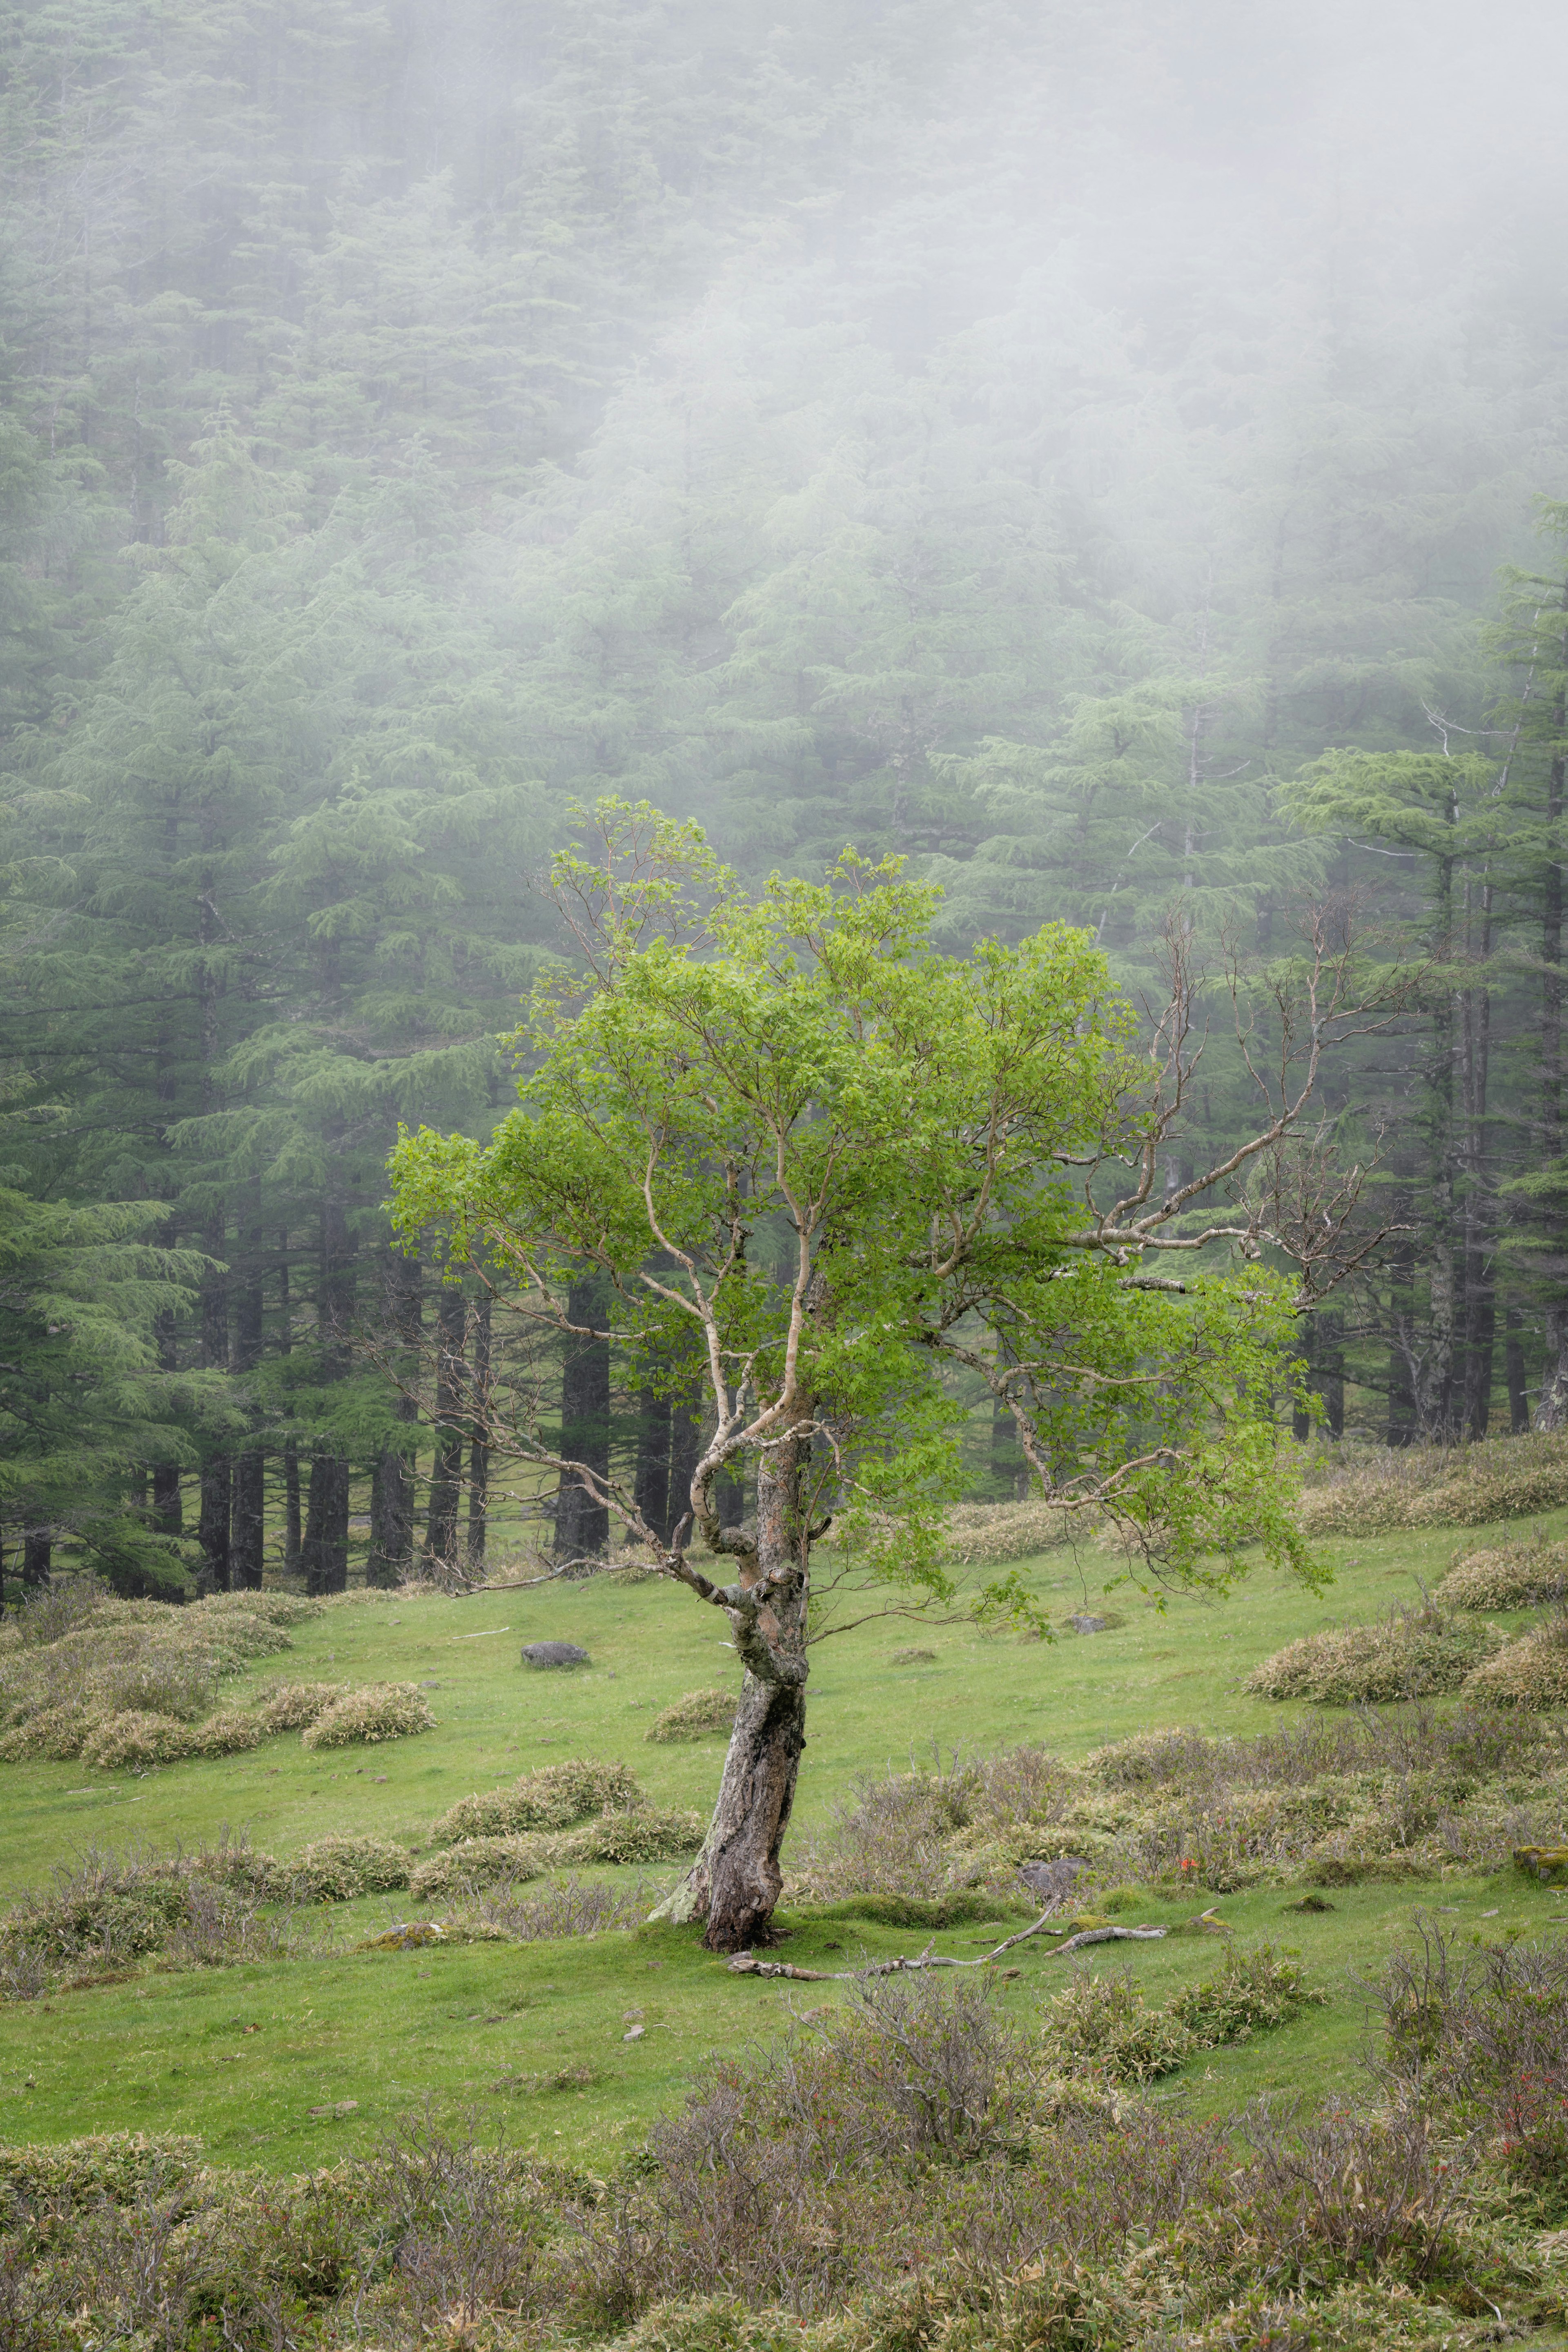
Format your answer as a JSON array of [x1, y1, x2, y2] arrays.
[[521, 1641, 591, 1670], [1066, 1614, 1111, 1634], [623, 2024, 645, 2041]]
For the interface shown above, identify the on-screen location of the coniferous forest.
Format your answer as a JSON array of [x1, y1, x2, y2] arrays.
[[5, 0, 1568, 1604]]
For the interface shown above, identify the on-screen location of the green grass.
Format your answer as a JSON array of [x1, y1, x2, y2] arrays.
[[3, 1510, 1567, 2175]]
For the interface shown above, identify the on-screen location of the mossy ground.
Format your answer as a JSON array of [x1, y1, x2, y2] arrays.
[[3, 1512, 1568, 2176]]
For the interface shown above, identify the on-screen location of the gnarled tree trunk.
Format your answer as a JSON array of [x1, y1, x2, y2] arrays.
[[657, 1410, 811, 1953]]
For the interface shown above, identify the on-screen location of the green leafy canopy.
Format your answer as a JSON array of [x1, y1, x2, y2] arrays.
[[390, 800, 1316, 1624]]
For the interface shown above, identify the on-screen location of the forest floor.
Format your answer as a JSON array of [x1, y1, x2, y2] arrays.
[[2, 1515, 1567, 2175]]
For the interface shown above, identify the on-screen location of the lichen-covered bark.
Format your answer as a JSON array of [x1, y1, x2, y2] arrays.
[[655, 1410, 811, 1951]]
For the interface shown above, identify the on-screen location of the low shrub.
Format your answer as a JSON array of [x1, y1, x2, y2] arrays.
[[78, 1710, 197, 1769], [285, 1835, 412, 1902], [1044, 1969, 1199, 2082], [457, 1875, 658, 1942], [0, 1703, 92, 1760], [1437, 1536, 1568, 1610], [180, 1607, 294, 1662], [1168, 1940, 1327, 2040], [84, 1650, 216, 1722], [1463, 1617, 1568, 1708], [430, 1757, 644, 1842], [410, 1835, 566, 1900], [183, 1707, 263, 1757], [194, 1591, 321, 1628], [646, 1688, 737, 1742], [258, 1680, 347, 1731], [800, 1892, 1025, 1929], [1295, 1428, 1568, 1535], [300, 1682, 436, 1748], [558, 1807, 704, 1866], [1245, 1605, 1505, 1704]]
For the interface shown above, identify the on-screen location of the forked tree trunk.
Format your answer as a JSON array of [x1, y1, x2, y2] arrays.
[[656, 1412, 811, 1953]]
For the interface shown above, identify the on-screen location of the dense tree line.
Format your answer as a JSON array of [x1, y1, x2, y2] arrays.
[[2, 0, 1568, 1599]]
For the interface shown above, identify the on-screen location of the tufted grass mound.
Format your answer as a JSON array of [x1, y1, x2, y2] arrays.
[[299, 1684, 436, 1750], [1463, 1616, 1568, 1709], [1437, 1537, 1568, 1611], [285, 1835, 413, 1903], [256, 1680, 348, 1732], [645, 1687, 737, 1742], [430, 1757, 644, 1842], [1243, 1604, 1506, 1704]]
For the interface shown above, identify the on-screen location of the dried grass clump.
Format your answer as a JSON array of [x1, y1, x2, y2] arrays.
[[284, 1835, 412, 1902], [1245, 1605, 1505, 1704], [939, 1498, 1079, 1562], [83, 1652, 215, 1722], [410, 1834, 565, 1900], [1046, 1970, 1200, 2082], [181, 1708, 263, 1757], [793, 1714, 1568, 1903], [558, 1807, 703, 1866], [430, 1757, 643, 1842], [456, 1875, 658, 1942], [1294, 1428, 1568, 1536], [1463, 1616, 1568, 1710], [300, 1682, 436, 1749], [0, 1703, 93, 1760], [257, 1680, 347, 1731], [646, 1688, 737, 1742], [78, 1711, 199, 1769], [1437, 1538, 1568, 1611]]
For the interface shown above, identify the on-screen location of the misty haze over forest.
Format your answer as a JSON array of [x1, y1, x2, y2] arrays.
[[5, 0, 1568, 1599]]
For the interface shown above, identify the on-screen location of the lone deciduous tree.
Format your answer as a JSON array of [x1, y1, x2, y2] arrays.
[[390, 803, 1380, 1951]]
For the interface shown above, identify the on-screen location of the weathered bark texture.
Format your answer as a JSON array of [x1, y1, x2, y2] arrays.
[[658, 1412, 811, 1952]]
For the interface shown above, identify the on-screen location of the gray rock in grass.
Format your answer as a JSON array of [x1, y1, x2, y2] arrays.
[[521, 1640, 591, 1670]]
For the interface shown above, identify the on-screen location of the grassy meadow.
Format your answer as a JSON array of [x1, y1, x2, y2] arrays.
[[5, 1512, 1568, 2175]]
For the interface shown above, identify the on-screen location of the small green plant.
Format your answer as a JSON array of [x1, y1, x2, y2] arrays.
[[1169, 1940, 1327, 2041]]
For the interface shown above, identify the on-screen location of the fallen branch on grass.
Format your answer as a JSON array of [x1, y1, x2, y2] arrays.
[[726, 1909, 1170, 1980]]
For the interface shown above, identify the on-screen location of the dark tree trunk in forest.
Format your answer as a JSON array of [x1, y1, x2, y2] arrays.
[[232, 1456, 265, 1588], [554, 1276, 610, 1557], [150, 1308, 183, 1533], [370, 1247, 421, 1587], [633, 1353, 704, 1545], [466, 1289, 491, 1569], [151, 1466, 183, 1535], [301, 1451, 349, 1594], [301, 1192, 354, 1593], [633, 1381, 670, 1544], [231, 1214, 266, 1588], [198, 1211, 231, 1588], [1386, 1206, 1417, 1446], [658, 1410, 811, 1953], [423, 1285, 466, 1571], [1506, 1305, 1530, 1434], [1320, 1309, 1345, 1439], [283, 1446, 303, 1576]]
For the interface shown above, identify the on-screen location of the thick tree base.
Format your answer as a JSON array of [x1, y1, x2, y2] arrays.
[[654, 1676, 806, 1953]]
